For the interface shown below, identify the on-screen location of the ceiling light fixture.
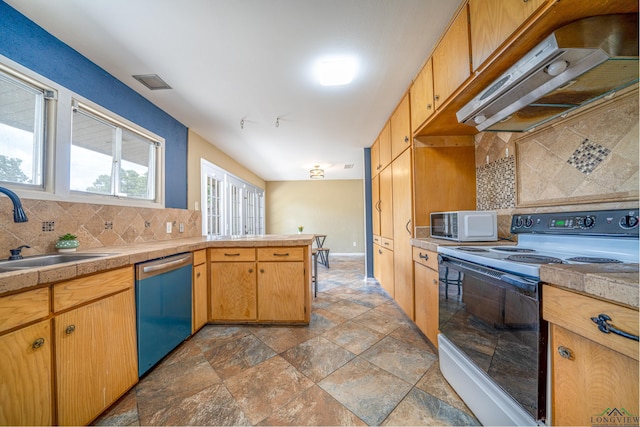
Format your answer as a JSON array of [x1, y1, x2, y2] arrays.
[[132, 74, 172, 90], [316, 57, 357, 86], [275, 117, 280, 128], [310, 165, 324, 179]]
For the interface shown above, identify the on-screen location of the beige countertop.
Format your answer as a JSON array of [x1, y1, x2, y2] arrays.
[[541, 263, 639, 309], [0, 234, 314, 296], [410, 237, 639, 309]]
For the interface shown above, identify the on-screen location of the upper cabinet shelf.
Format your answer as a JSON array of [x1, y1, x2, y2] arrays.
[[412, 0, 639, 137]]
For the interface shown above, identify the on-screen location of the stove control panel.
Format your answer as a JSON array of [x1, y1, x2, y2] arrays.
[[511, 209, 639, 236]]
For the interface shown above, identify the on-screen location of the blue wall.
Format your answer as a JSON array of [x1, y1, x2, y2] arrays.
[[0, 2, 188, 209]]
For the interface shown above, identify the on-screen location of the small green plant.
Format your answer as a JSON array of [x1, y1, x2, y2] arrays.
[[297, 226, 304, 232], [58, 233, 78, 241]]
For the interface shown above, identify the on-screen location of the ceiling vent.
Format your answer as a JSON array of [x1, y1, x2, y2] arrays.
[[132, 74, 172, 90], [344, 163, 354, 169]]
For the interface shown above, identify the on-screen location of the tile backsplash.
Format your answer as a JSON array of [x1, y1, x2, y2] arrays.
[[475, 87, 639, 239], [0, 199, 201, 258]]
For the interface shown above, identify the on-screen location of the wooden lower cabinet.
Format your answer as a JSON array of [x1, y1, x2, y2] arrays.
[[55, 287, 137, 426], [257, 261, 305, 321], [392, 149, 414, 319], [543, 285, 639, 426], [413, 248, 439, 347], [550, 325, 639, 426], [192, 250, 208, 332], [0, 319, 53, 425], [209, 246, 309, 323], [373, 242, 394, 297], [211, 261, 257, 320]]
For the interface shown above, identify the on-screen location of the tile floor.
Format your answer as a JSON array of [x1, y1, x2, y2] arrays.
[[94, 255, 479, 426]]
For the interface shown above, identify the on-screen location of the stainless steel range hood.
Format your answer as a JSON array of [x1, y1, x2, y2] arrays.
[[457, 13, 639, 132]]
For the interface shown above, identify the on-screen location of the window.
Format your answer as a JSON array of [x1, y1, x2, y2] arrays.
[[201, 159, 264, 236], [71, 101, 158, 200], [0, 66, 52, 188]]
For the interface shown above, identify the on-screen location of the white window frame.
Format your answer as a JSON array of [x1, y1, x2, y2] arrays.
[[200, 158, 265, 236], [0, 54, 165, 208]]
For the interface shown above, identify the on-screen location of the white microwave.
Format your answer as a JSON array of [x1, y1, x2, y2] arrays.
[[430, 210, 498, 242]]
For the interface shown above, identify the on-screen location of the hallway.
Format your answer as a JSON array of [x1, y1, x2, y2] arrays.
[[95, 255, 479, 426]]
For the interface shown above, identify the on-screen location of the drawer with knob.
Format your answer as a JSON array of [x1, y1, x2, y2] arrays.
[[543, 285, 638, 361]]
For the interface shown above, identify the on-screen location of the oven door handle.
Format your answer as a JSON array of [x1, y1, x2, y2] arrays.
[[439, 254, 539, 296], [498, 274, 538, 294]]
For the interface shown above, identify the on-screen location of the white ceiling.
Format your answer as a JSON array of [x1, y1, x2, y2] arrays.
[[6, 0, 463, 181]]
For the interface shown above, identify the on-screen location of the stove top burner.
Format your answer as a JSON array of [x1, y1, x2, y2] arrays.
[[457, 247, 490, 253], [507, 255, 564, 264], [492, 247, 536, 253], [566, 257, 623, 264]]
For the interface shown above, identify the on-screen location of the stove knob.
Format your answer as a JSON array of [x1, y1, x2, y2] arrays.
[[578, 215, 595, 229], [620, 215, 639, 229], [523, 217, 534, 228], [513, 217, 524, 229]]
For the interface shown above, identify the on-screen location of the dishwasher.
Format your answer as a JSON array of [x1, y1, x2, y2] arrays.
[[135, 252, 192, 377]]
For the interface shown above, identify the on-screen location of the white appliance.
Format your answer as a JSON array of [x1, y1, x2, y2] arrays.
[[430, 210, 497, 242], [437, 208, 639, 426]]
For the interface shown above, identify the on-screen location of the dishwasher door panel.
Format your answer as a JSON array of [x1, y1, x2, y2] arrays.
[[135, 258, 192, 377]]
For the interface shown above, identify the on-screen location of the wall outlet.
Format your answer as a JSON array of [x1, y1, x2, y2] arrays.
[[166, 222, 172, 233], [179, 223, 185, 233], [194, 201, 199, 210]]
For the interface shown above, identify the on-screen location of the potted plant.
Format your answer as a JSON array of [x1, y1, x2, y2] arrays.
[[55, 233, 79, 252], [297, 226, 304, 234]]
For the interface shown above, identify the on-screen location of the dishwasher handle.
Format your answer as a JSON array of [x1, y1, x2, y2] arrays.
[[137, 253, 192, 279]]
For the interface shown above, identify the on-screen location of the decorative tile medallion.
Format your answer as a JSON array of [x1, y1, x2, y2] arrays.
[[566, 138, 611, 175]]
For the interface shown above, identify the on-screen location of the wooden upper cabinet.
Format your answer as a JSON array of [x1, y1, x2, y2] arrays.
[[432, 4, 471, 110], [390, 94, 411, 160], [410, 58, 434, 134], [379, 121, 392, 170], [469, 0, 547, 72], [370, 138, 380, 178]]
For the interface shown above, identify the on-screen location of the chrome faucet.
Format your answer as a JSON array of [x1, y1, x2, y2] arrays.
[[0, 186, 28, 222], [9, 245, 30, 260]]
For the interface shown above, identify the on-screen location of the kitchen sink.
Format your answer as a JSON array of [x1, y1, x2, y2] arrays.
[[0, 253, 113, 271]]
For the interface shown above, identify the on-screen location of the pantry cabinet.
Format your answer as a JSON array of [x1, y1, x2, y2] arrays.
[[379, 121, 392, 171], [371, 174, 381, 236], [391, 149, 414, 319], [410, 58, 434, 133], [0, 286, 52, 426], [390, 94, 412, 160], [192, 249, 208, 332], [469, 0, 547, 71], [413, 248, 439, 347], [54, 268, 137, 426], [432, 4, 471, 110], [543, 285, 639, 426], [379, 166, 394, 240], [370, 138, 380, 178]]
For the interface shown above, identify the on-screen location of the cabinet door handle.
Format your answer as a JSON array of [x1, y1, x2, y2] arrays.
[[32, 337, 45, 349], [432, 279, 437, 285], [405, 219, 412, 236], [591, 314, 639, 341], [426, 103, 432, 110], [404, 136, 409, 144], [419, 253, 429, 261], [434, 95, 440, 101], [273, 253, 289, 257], [557, 346, 573, 360], [196, 272, 201, 278], [224, 253, 240, 257], [65, 325, 76, 335], [260, 269, 265, 273], [376, 201, 381, 212], [248, 268, 253, 273], [378, 249, 382, 254]]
